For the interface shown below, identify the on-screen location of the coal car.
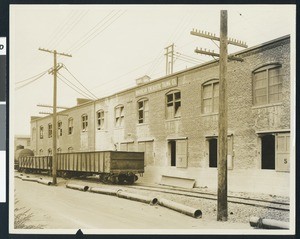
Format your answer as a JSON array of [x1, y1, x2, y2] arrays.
[[17, 150, 144, 184]]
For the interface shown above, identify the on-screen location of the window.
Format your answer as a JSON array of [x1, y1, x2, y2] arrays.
[[48, 148, 52, 156], [57, 148, 62, 153], [202, 80, 219, 114], [253, 64, 282, 105], [48, 124, 52, 138], [115, 105, 124, 127], [39, 126, 44, 139], [166, 91, 181, 119], [58, 121, 62, 136], [68, 118, 73, 135], [68, 147, 73, 153], [138, 99, 149, 124], [97, 110, 105, 130], [39, 149, 43, 155], [82, 114, 88, 132]]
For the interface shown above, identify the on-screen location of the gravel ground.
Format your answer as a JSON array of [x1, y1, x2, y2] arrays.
[[15, 173, 290, 225]]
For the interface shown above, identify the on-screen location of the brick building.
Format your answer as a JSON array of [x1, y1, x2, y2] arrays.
[[29, 35, 291, 195]]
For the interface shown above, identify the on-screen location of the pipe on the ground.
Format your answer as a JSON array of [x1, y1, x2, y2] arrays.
[[116, 190, 158, 205], [14, 175, 23, 179], [21, 177, 39, 182], [37, 179, 52, 186], [89, 187, 122, 196], [158, 198, 202, 218], [66, 183, 89, 191], [249, 216, 289, 229]]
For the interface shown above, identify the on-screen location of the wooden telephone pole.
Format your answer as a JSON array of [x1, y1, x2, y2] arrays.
[[38, 48, 72, 185], [165, 43, 174, 75], [190, 10, 247, 221]]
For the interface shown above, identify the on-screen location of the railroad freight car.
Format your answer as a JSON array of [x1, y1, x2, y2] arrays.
[[18, 151, 144, 184]]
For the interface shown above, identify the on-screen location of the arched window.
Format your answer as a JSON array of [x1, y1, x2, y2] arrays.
[[82, 114, 88, 132], [115, 105, 124, 127], [57, 121, 62, 136], [48, 148, 52, 156], [68, 118, 73, 135], [253, 63, 282, 105], [166, 90, 181, 119], [137, 98, 149, 124], [97, 110, 105, 130], [68, 147, 73, 153], [32, 127, 36, 141], [57, 148, 62, 153], [202, 79, 219, 114], [48, 123, 52, 138], [39, 125, 44, 139], [39, 149, 43, 155]]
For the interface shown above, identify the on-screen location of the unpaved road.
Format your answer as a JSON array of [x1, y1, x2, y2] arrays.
[[14, 178, 251, 230]]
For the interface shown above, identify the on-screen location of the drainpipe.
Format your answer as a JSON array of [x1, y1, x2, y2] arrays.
[[66, 183, 89, 191]]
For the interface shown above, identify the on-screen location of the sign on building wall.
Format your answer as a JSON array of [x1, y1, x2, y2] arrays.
[[135, 77, 178, 97]]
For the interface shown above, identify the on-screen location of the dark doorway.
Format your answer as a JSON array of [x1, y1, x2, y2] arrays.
[[170, 140, 176, 166], [209, 138, 218, 168], [261, 135, 275, 169]]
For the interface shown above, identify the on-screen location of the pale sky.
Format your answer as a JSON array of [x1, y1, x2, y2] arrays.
[[10, 4, 295, 136]]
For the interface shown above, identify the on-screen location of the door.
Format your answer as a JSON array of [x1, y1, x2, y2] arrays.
[[276, 133, 290, 172], [176, 140, 188, 168], [138, 141, 154, 166]]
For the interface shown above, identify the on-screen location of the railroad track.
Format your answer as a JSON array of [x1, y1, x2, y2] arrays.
[[125, 184, 290, 212]]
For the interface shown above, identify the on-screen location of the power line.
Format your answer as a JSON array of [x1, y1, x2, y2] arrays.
[[174, 52, 205, 63], [71, 10, 126, 53], [66, 10, 115, 53], [62, 65, 98, 100], [15, 69, 49, 85], [15, 71, 48, 90], [57, 73, 96, 100], [53, 10, 89, 50]]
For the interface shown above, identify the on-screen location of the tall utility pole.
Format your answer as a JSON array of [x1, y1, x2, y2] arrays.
[[190, 10, 247, 221], [38, 48, 72, 185], [165, 43, 174, 75], [217, 10, 228, 221]]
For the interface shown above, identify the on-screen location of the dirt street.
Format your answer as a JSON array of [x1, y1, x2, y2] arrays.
[[14, 178, 251, 230]]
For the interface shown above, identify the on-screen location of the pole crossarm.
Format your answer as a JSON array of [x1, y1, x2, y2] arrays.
[[37, 104, 70, 109], [194, 48, 243, 62], [39, 48, 72, 57], [48, 63, 64, 75], [39, 112, 68, 117], [190, 29, 248, 48]]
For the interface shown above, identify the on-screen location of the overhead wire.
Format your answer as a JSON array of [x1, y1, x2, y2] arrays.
[[15, 69, 49, 85], [57, 72, 97, 100], [71, 10, 127, 54], [66, 10, 115, 53], [15, 71, 48, 91], [53, 10, 90, 50], [62, 65, 98, 100]]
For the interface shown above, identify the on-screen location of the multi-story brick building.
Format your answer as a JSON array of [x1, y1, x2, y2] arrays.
[[29, 35, 292, 195]]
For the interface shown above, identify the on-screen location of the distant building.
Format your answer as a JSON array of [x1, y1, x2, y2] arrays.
[[14, 135, 31, 151], [29, 35, 291, 195]]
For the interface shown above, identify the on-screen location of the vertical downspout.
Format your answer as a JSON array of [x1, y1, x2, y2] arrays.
[[94, 100, 96, 151]]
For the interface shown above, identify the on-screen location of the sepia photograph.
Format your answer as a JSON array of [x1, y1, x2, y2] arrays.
[[9, 4, 295, 235]]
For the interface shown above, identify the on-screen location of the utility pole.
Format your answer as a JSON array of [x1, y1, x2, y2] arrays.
[[190, 10, 247, 221], [165, 43, 174, 75], [38, 48, 72, 185]]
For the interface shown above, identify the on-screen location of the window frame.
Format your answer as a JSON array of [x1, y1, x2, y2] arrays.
[[68, 118, 73, 135], [82, 114, 88, 132], [57, 120, 63, 136], [252, 63, 282, 106], [115, 105, 125, 128], [39, 126, 44, 139], [97, 110, 105, 130], [48, 123, 52, 138], [165, 90, 181, 120], [137, 98, 149, 124], [201, 79, 219, 115]]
